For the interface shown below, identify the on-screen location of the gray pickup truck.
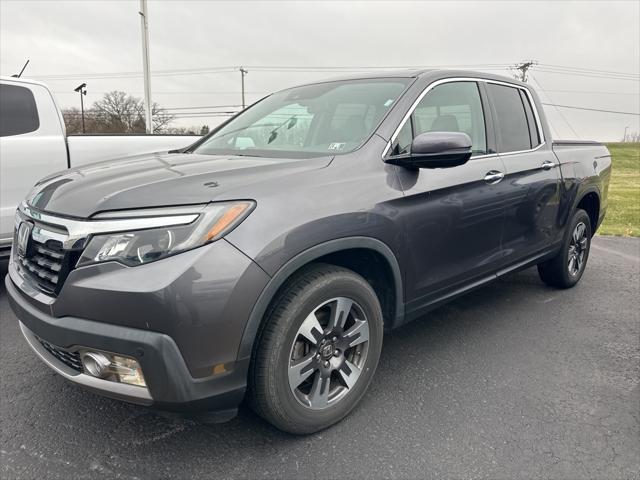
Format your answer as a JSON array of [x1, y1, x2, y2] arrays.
[[6, 70, 611, 434]]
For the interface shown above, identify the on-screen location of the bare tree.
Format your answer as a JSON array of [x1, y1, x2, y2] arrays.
[[62, 107, 85, 135], [63, 91, 175, 134], [91, 91, 145, 133], [151, 103, 173, 133]]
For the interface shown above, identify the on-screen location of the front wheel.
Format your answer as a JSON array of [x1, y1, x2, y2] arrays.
[[538, 208, 592, 289], [248, 264, 384, 434]]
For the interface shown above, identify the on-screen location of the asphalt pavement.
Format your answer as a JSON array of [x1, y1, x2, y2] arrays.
[[1, 236, 638, 479]]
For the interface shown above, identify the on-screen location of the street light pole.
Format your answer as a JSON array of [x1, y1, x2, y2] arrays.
[[74, 83, 87, 134], [139, 0, 153, 133], [239, 67, 248, 109]]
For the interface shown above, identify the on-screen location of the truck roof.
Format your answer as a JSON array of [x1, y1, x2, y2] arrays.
[[278, 69, 528, 92], [0, 75, 52, 88]]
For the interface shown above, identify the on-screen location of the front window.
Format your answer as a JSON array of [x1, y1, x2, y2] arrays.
[[389, 81, 488, 157], [194, 78, 411, 158], [412, 81, 487, 156]]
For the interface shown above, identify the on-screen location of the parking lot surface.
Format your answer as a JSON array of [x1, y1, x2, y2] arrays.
[[1, 236, 638, 479]]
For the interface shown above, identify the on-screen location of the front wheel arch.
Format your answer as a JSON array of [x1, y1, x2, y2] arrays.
[[236, 237, 403, 363]]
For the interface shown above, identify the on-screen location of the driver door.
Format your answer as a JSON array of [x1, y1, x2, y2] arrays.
[[391, 81, 509, 316]]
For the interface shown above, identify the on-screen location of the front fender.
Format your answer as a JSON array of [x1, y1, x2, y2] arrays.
[[234, 236, 404, 362]]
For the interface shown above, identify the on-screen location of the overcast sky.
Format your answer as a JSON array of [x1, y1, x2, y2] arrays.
[[1, 0, 638, 140]]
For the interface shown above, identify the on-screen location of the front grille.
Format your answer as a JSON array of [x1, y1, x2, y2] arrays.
[[13, 207, 84, 297], [39, 339, 83, 373], [18, 242, 65, 294]]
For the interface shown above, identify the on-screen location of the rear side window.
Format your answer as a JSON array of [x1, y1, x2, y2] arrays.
[[487, 83, 532, 152], [520, 90, 541, 147], [0, 84, 40, 137]]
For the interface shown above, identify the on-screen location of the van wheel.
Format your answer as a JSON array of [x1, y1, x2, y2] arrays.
[[248, 264, 383, 434], [538, 209, 592, 289]]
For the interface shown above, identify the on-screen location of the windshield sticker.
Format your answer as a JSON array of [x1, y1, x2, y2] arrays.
[[328, 142, 346, 151]]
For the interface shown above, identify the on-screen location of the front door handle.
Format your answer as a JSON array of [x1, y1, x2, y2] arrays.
[[484, 170, 504, 184], [540, 160, 558, 170]]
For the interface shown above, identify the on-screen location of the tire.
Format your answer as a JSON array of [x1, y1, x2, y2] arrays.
[[538, 208, 592, 289], [248, 263, 384, 434]]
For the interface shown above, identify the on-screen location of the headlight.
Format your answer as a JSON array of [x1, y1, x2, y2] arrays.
[[77, 201, 254, 267]]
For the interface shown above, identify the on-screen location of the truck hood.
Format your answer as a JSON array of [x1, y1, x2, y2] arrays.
[[27, 152, 333, 218]]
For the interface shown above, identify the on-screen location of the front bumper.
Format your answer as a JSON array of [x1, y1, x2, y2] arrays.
[[5, 236, 271, 416], [18, 320, 153, 405], [6, 273, 250, 415]]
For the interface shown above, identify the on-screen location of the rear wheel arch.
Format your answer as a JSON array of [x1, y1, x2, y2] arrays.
[[237, 237, 404, 362], [575, 190, 600, 234]]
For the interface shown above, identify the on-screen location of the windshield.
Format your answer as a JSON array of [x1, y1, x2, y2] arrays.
[[193, 78, 411, 158]]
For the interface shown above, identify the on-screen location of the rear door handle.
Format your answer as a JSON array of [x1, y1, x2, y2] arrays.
[[540, 160, 558, 170], [484, 170, 504, 183]]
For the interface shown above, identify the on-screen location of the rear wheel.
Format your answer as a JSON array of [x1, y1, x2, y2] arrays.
[[538, 208, 592, 288], [249, 264, 383, 434]]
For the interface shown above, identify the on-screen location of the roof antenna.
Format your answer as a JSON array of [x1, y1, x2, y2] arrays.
[[11, 60, 30, 78]]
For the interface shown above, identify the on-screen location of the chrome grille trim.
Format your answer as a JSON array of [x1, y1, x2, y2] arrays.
[[19, 202, 200, 250], [13, 202, 204, 298]]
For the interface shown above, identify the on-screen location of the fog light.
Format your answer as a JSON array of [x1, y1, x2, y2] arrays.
[[80, 350, 146, 387], [81, 352, 111, 378], [109, 354, 146, 387]]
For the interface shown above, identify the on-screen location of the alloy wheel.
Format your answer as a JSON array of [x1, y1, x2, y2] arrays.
[[288, 297, 370, 410], [568, 221, 588, 276]]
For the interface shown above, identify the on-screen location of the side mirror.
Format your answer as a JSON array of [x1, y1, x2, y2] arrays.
[[388, 131, 473, 169]]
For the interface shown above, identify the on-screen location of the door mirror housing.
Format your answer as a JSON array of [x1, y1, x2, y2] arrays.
[[388, 131, 473, 169]]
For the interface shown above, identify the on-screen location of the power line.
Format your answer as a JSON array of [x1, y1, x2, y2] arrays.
[[162, 104, 242, 110], [31, 62, 640, 82], [536, 67, 639, 81], [542, 89, 639, 96], [541, 102, 640, 116], [63, 110, 238, 116], [32, 63, 515, 81], [53, 91, 268, 95], [538, 63, 639, 77], [532, 76, 581, 139]]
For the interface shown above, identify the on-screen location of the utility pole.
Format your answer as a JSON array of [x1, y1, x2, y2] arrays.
[[139, 0, 153, 133], [239, 67, 248, 109], [74, 83, 87, 134], [623, 126, 629, 142], [512, 60, 537, 82]]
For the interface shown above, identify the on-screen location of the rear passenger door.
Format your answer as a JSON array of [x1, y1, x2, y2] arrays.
[[389, 81, 508, 314], [485, 82, 562, 263]]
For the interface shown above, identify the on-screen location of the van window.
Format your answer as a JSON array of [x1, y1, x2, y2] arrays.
[[487, 83, 532, 152], [0, 84, 40, 137]]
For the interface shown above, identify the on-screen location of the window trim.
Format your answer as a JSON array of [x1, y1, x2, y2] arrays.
[[519, 89, 541, 149], [382, 77, 545, 159]]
